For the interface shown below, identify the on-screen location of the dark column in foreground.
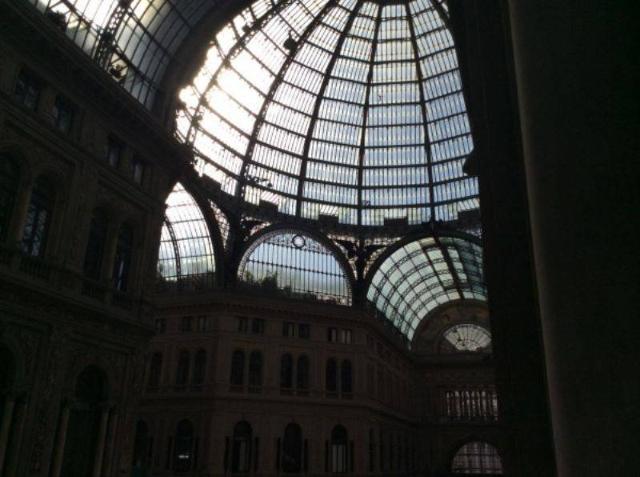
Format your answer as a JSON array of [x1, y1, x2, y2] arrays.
[[451, 1, 556, 475], [507, 2, 638, 476]]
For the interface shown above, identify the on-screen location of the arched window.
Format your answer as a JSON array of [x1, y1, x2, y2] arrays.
[[192, 349, 206, 386], [61, 366, 108, 476], [296, 355, 309, 391], [112, 224, 133, 291], [231, 421, 252, 473], [83, 209, 109, 280], [282, 423, 303, 473], [441, 324, 492, 353], [451, 441, 503, 475], [326, 359, 337, 394], [21, 176, 54, 257], [175, 350, 190, 387], [330, 425, 348, 473], [230, 350, 245, 387], [0, 155, 20, 241], [280, 353, 293, 390], [132, 420, 151, 472], [148, 352, 162, 389], [248, 351, 263, 388], [238, 230, 352, 305], [173, 420, 195, 472], [341, 360, 353, 394]]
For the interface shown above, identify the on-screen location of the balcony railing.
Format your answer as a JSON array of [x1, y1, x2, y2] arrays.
[[0, 244, 150, 323]]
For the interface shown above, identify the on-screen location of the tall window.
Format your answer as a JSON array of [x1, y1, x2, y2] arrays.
[[282, 423, 303, 473], [0, 155, 19, 241], [83, 209, 108, 280], [330, 425, 348, 473], [280, 353, 293, 390], [148, 352, 162, 390], [230, 350, 245, 387], [112, 224, 133, 291], [174, 420, 195, 472], [175, 350, 190, 387], [192, 349, 206, 386], [451, 442, 503, 475], [105, 136, 124, 168], [296, 355, 309, 391], [130, 157, 146, 185], [341, 360, 353, 394], [248, 351, 263, 389], [21, 177, 54, 257], [231, 421, 252, 473], [326, 359, 337, 394], [52, 94, 75, 133], [14, 69, 41, 111]]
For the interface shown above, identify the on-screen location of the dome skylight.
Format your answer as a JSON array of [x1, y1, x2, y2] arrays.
[[177, 0, 478, 227]]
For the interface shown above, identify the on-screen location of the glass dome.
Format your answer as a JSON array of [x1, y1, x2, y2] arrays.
[[177, 0, 477, 228]]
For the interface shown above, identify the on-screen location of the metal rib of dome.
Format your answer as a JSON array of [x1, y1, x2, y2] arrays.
[[177, 0, 478, 228]]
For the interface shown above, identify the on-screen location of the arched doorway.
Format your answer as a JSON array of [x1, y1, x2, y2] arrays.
[[131, 420, 152, 477], [231, 421, 252, 474], [0, 345, 16, 474], [61, 366, 108, 477]]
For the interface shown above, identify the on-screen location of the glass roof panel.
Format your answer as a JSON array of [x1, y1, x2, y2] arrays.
[[157, 183, 216, 285], [178, 0, 477, 227], [368, 234, 486, 342]]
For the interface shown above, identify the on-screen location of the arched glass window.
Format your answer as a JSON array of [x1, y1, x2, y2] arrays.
[[238, 231, 351, 305], [330, 425, 348, 474], [232, 421, 252, 473], [174, 420, 195, 472], [83, 209, 109, 280], [112, 224, 133, 291], [0, 155, 19, 241], [341, 360, 353, 394], [157, 183, 216, 289], [296, 355, 309, 391], [175, 350, 190, 387], [280, 353, 293, 390], [21, 176, 54, 257], [248, 351, 263, 388], [192, 349, 206, 386], [451, 442, 503, 475], [148, 352, 162, 390], [326, 359, 337, 394], [282, 423, 303, 473], [368, 235, 486, 342], [442, 324, 492, 353], [230, 350, 245, 386]]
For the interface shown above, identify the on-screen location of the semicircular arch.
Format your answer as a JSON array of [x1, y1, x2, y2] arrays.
[[236, 224, 354, 305], [365, 231, 486, 342]]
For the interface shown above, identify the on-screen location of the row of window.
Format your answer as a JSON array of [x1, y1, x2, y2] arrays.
[[133, 418, 502, 475], [13, 68, 148, 186], [0, 156, 134, 291], [444, 389, 499, 421]]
